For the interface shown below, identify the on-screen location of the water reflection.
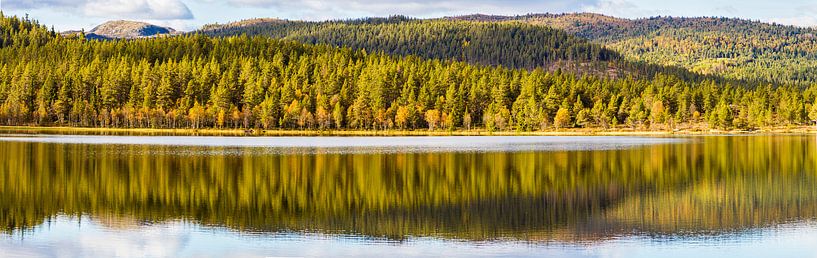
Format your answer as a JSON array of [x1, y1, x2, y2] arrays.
[[0, 135, 680, 153], [1, 135, 816, 246]]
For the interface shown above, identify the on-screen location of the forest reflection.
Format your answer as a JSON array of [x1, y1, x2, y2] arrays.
[[1, 136, 815, 242]]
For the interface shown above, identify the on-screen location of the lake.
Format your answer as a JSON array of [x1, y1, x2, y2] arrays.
[[1, 134, 816, 257]]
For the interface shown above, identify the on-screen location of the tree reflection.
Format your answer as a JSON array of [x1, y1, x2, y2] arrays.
[[1, 136, 815, 241]]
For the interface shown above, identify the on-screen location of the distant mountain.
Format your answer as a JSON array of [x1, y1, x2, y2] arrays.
[[200, 18, 288, 31], [449, 13, 817, 85], [74, 20, 178, 39]]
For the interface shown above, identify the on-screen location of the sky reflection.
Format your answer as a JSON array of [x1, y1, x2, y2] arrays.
[[3, 216, 817, 258]]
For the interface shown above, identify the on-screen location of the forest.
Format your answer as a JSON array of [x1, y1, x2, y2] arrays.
[[201, 16, 618, 70], [2, 13, 817, 131], [453, 13, 817, 85], [201, 16, 717, 82]]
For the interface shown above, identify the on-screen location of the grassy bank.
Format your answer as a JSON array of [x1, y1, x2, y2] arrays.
[[0, 125, 814, 137]]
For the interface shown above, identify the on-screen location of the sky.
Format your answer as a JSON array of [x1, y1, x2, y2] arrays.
[[1, 0, 816, 32]]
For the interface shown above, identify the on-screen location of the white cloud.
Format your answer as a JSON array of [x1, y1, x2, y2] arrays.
[[768, 16, 817, 28], [713, 5, 738, 15], [83, 0, 193, 20], [581, 0, 649, 18], [768, 5, 817, 27], [3, 0, 194, 20], [2, 0, 76, 9]]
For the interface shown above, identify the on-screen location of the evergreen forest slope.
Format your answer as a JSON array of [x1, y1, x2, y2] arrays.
[[199, 16, 708, 82], [1, 14, 817, 132], [451, 13, 817, 85]]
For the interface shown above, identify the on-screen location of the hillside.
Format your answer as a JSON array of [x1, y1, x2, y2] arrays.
[[2, 13, 817, 132], [201, 17, 616, 69], [450, 13, 817, 85], [199, 16, 708, 81]]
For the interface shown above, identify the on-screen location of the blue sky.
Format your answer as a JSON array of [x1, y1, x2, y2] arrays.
[[2, 0, 816, 31]]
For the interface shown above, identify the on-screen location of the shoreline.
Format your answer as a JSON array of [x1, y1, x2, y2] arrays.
[[0, 126, 814, 137]]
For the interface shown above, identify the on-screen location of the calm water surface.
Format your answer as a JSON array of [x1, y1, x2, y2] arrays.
[[1, 134, 816, 257]]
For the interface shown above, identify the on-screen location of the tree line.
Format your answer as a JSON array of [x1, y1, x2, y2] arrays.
[[2, 14, 817, 131]]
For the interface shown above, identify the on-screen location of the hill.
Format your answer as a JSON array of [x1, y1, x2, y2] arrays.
[[72, 20, 178, 39], [450, 13, 817, 85], [200, 17, 616, 70], [198, 16, 709, 81]]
